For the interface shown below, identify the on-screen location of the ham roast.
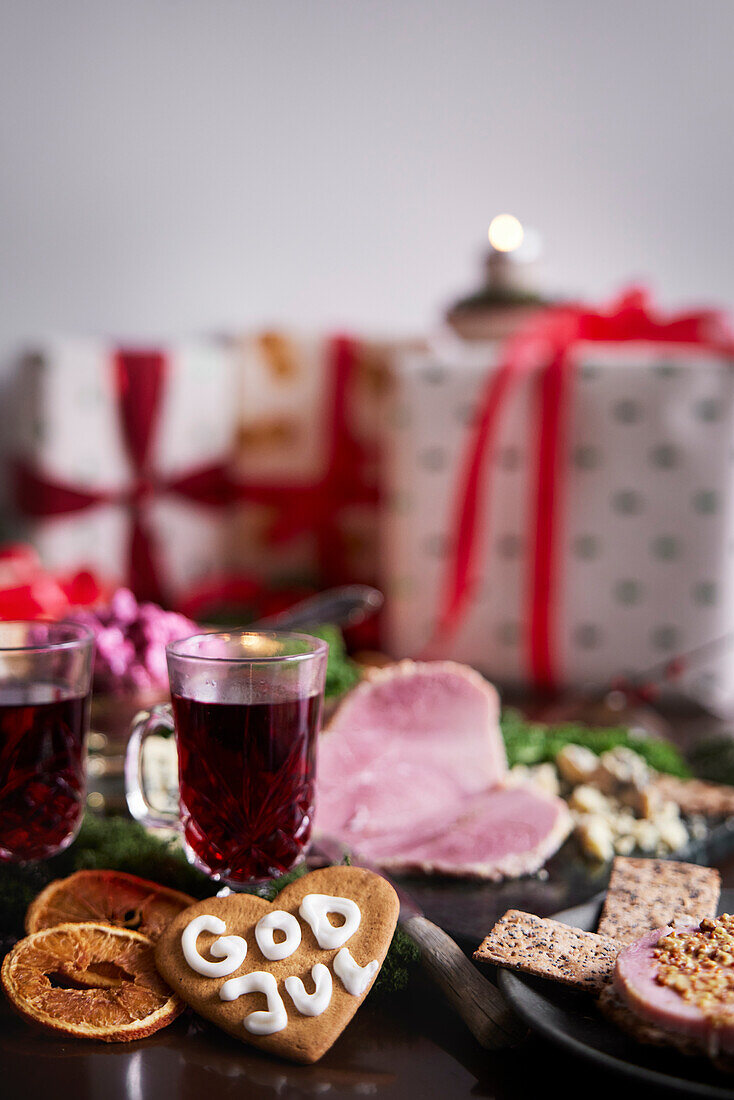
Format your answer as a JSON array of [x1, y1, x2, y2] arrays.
[[316, 660, 572, 879], [599, 922, 734, 1067]]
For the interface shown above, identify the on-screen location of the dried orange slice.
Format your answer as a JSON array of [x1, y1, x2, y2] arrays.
[[26, 870, 195, 940], [1, 923, 184, 1042]]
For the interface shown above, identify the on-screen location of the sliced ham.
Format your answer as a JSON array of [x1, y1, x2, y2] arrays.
[[316, 660, 506, 844], [613, 925, 707, 1041], [607, 921, 734, 1066], [348, 785, 573, 880], [316, 660, 571, 879]]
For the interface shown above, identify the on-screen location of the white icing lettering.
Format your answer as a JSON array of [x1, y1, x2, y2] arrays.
[[255, 910, 302, 962], [181, 914, 247, 978], [333, 947, 379, 997], [299, 893, 361, 949], [284, 963, 333, 1017], [219, 970, 288, 1035]]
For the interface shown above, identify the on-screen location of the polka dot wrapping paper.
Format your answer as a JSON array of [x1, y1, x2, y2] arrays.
[[381, 294, 734, 712]]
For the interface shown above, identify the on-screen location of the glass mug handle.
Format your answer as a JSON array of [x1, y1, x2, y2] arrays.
[[125, 704, 180, 830]]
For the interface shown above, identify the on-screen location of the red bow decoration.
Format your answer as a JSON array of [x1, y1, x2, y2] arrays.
[[14, 351, 243, 605], [14, 338, 377, 607], [0, 543, 110, 620], [433, 288, 734, 691], [254, 336, 380, 583]]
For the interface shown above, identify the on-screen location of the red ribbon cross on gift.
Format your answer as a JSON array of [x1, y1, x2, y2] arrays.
[[433, 288, 734, 692], [14, 339, 377, 607]]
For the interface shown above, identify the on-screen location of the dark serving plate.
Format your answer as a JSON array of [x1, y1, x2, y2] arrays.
[[394, 816, 734, 950], [497, 888, 734, 1098]]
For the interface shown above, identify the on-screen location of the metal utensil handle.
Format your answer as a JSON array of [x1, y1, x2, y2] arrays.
[[402, 915, 527, 1050], [253, 585, 383, 631]]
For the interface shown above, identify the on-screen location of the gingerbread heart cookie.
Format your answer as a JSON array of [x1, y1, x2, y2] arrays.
[[155, 866, 399, 1063]]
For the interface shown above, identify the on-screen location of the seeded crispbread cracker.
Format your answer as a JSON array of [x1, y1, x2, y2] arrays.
[[473, 909, 619, 992], [653, 774, 734, 818], [596, 857, 721, 945]]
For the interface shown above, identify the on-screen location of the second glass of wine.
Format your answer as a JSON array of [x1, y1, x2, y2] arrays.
[[125, 631, 328, 888], [0, 621, 94, 863]]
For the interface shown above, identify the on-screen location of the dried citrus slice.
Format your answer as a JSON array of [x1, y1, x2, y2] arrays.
[[26, 870, 195, 940], [1, 923, 184, 1042]]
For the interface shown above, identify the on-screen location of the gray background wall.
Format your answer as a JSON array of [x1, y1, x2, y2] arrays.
[[1, 0, 732, 361]]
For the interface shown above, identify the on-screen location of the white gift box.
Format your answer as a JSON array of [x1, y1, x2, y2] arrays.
[[227, 330, 388, 588], [382, 303, 734, 711], [12, 339, 240, 604]]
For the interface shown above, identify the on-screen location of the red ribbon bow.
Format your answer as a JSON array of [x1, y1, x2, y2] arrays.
[[15, 351, 242, 605], [14, 338, 377, 606], [434, 288, 734, 691]]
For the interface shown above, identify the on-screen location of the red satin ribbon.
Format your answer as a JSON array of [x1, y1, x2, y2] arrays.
[[15, 350, 242, 604], [233, 335, 379, 584], [434, 288, 734, 691], [15, 338, 375, 604]]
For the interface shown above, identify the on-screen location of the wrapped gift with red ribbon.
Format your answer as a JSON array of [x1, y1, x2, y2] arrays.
[[226, 330, 389, 592], [12, 340, 243, 607], [10, 332, 392, 615], [382, 290, 734, 711]]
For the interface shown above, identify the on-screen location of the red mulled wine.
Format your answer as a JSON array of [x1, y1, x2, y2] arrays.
[[0, 683, 90, 861], [172, 690, 322, 884]]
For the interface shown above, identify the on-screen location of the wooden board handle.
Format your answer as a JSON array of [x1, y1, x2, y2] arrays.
[[403, 914, 527, 1050]]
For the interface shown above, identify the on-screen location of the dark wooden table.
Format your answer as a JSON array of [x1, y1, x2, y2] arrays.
[[3, 703, 734, 1099], [4, 858, 734, 1100]]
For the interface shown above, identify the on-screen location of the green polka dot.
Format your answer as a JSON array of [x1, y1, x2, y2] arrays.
[[457, 402, 477, 426], [497, 533, 523, 559], [693, 581, 717, 606], [693, 671, 719, 696], [649, 443, 678, 469], [420, 447, 447, 472], [573, 445, 600, 470], [653, 362, 680, 379], [497, 446, 522, 471], [389, 405, 410, 429], [424, 533, 449, 557], [692, 490, 719, 515], [694, 398, 721, 422], [389, 576, 416, 598], [614, 579, 642, 605], [497, 621, 520, 646], [651, 624, 678, 651], [421, 364, 447, 385], [613, 399, 642, 424], [574, 623, 602, 649], [573, 534, 600, 560], [652, 534, 679, 561], [389, 490, 412, 514], [612, 489, 643, 515]]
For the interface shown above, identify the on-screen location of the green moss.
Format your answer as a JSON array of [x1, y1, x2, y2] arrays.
[[0, 815, 416, 997], [306, 623, 362, 698], [500, 709, 691, 778], [368, 925, 420, 1000], [689, 734, 734, 786]]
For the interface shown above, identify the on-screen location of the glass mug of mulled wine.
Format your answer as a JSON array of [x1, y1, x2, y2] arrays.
[[0, 621, 94, 862], [124, 631, 328, 888]]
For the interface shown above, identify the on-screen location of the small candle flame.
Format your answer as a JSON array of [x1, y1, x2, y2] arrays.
[[488, 214, 524, 253]]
